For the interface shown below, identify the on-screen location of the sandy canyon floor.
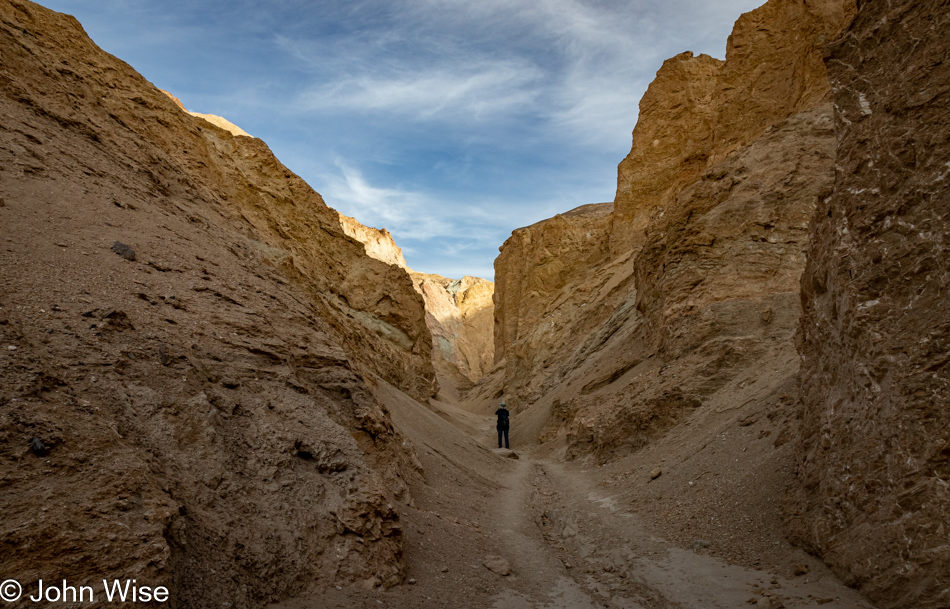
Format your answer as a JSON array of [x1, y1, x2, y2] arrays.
[[270, 381, 876, 609]]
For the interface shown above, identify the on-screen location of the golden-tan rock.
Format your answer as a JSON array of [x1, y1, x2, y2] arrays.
[[490, 0, 854, 428], [338, 212, 409, 269], [610, 0, 855, 256], [492, 203, 623, 404], [188, 111, 252, 138], [0, 1, 432, 606], [412, 273, 494, 391]]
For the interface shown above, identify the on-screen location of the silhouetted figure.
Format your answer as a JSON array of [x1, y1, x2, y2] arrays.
[[495, 401, 510, 449]]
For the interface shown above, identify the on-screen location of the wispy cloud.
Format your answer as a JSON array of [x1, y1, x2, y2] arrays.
[[42, 0, 767, 279], [296, 60, 543, 121]]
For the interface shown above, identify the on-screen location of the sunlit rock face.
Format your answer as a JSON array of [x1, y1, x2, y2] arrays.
[[790, 1, 950, 607], [338, 213, 409, 269], [489, 0, 854, 445], [412, 274, 495, 391], [333, 213, 494, 392], [609, 0, 855, 257], [0, 1, 434, 606]]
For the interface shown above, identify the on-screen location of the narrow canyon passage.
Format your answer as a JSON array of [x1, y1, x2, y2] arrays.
[[271, 385, 875, 609]]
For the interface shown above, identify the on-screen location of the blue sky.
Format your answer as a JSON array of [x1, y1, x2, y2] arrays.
[[38, 0, 764, 280]]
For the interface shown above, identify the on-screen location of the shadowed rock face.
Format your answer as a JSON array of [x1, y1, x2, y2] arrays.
[[790, 1, 950, 607], [0, 1, 431, 606], [493, 203, 618, 403]]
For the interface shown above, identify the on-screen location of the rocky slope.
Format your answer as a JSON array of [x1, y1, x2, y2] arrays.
[[789, 1, 950, 607], [0, 1, 434, 606]]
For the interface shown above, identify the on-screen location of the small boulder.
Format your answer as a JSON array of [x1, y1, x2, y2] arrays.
[[690, 539, 710, 551], [650, 468, 662, 480], [483, 554, 511, 576], [111, 241, 136, 261], [29, 437, 48, 456], [494, 448, 519, 459]]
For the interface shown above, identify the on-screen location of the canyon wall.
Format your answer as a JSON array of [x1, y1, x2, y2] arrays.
[[0, 1, 431, 606], [332, 213, 496, 391], [493, 203, 624, 403], [609, 0, 854, 257], [789, 1, 950, 607], [413, 273, 494, 390], [492, 0, 854, 432]]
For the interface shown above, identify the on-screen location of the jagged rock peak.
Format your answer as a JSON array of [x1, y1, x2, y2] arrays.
[[337, 212, 409, 269], [610, 0, 856, 255]]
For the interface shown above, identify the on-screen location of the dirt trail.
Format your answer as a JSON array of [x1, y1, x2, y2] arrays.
[[270, 384, 875, 609], [488, 457, 601, 609]]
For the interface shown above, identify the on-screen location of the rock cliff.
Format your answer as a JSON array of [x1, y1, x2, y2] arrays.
[[790, 1, 950, 607], [493, 202, 624, 403], [330, 213, 495, 391], [0, 1, 432, 606], [412, 273, 494, 391], [338, 213, 409, 269], [491, 0, 854, 434], [610, 0, 854, 256]]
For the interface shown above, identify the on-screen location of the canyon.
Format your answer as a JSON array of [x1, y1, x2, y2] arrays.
[[0, 0, 947, 608]]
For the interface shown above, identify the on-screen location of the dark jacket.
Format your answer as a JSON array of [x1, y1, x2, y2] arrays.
[[495, 408, 509, 430]]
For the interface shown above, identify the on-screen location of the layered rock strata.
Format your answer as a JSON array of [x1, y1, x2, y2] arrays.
[[0, 1, 430, 606], [790, 1, 950, 607]]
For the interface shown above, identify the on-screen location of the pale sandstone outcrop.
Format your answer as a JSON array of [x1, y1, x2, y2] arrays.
[[338, 212, 409, 269], [189, 112, 252, 138], [790, 1, 950, 607], [0, 1, 431, 606], [413, 273, 494, 389]]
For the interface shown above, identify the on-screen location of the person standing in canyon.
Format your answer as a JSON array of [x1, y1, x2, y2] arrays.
[[496, 401, 510, 449]]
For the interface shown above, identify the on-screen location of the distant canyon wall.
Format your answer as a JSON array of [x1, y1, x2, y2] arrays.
[[789, 1, 950, 607], [332, 215, 496, 390], [413, 274, 495, 390]]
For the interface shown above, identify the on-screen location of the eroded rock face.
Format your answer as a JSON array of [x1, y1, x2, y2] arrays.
[[0, 1, 428, 606], [790, 2, 950, 607], [413, 273, 494, 389], [491, 0, 854, 433], [338, 213, 409, 269], [610, 0, 855, 256], [493, 203, 622, 403], [538, 106, 836, 461]]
